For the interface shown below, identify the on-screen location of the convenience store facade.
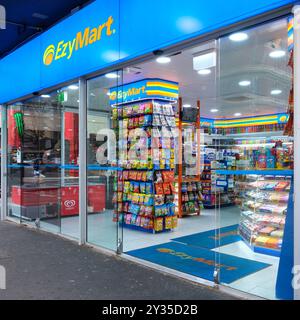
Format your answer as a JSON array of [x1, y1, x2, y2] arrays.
[[0, 0, 299, 300]]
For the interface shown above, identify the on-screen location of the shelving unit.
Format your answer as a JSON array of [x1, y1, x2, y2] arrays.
[[236, 174, 291, 256], [201, 145, 236, 208], [176, 98, 203, 217], [112, 99, 178, 233]]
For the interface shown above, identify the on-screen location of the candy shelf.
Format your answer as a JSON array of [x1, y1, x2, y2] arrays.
[[235, 174, 291, 257], [112, 99, 178, 233]]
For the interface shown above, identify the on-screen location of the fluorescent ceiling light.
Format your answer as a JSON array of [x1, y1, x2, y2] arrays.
[[68, 84, 79, 90], [105, 72, 120, 79], [41, 94, 50, 98], [210, 109, 218, 113], [239, 80, 251, 87], [183, 104, 191, 108], [229, 32, 248, 42], [193, 50, 216, 71], [271, 89, 282, 95], [269, 50, 286, 58], [198, 69, 211, 75], [234, 113, 242, 117], [156, 56, 171, 64]]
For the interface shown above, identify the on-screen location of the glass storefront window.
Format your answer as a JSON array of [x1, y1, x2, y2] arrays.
[[86, 71, 122, 251], [7, 83, 80, 239]]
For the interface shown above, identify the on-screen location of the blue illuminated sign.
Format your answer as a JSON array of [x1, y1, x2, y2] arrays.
[[0, 0, 296, 103]]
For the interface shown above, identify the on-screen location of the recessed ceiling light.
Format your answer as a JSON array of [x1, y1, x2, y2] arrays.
[[239, 80, 251, 87], [156, 56, 171, 64], [183, 104, 191, 108], [234, 113, 242, 117], [41, 94, 50, 98], [271, 89, 282, 95], [68, 85, 79, 90], [229, 32, 248, 42], [77, 100, 80, 103], [105, 72, 120, 79], [210, 109, 218, 113], [198, 69, 211, 75], [269, 50, 286, 58]]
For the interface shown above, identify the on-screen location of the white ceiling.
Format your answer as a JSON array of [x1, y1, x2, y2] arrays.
[[122, 18, 291, 119]]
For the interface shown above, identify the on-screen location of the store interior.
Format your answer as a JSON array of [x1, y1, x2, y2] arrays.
[[6, 17, 294, 300]]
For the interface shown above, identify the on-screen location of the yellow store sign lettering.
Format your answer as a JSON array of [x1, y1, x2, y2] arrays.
[[43, 16, 115, 66]]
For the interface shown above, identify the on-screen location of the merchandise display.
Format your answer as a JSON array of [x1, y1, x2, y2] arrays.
[[201, 146, 236, 208], [176, 100, 203, 217], [112, 100, 177, 233], [235, 174, 291, 256]]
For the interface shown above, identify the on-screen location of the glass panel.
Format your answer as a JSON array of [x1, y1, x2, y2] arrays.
[[7, 83, 79, 239], [216, 18, 294, 299], [87, 71, 122, 251]]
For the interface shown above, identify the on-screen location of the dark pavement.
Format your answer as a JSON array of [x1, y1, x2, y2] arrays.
[[0, 221, 238, 300]]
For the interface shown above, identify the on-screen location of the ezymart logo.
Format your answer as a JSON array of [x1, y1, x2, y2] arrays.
[[43, 15, 115, 66]]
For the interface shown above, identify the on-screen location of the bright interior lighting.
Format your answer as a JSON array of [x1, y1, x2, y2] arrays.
[[234, 113, 242, 117], [183, 104, 191, 108], [271, 89, 282, 95], [156, 56, 171, 64], [239, 80, 251, 87], [269, 50, 286, 58], [68, 85, 79, 90], [210, 109, 218, 113], [193, 50, 216, 71], [105, 72, 120, 79], [229, 32, 248, 42], [41, 94, 50, 98], [198, 69, 211, 75]]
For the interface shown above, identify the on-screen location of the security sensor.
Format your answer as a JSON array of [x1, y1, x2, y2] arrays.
[[153, 49, 164, 56]]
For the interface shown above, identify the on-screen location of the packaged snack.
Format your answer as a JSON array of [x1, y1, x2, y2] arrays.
[[155, 183, 164, 195], [135, 171, 142, 181], [165, 216, 173, 229], [153, 115, 161, 126], [162, 171, 174, 182], [155, 195, 165, 206], [144, 103, 152, 114], [144, 194, 154, 206], [155, 171, 163, 183], [172, 215, 178, 228], [154, 218, 164, 232], [146, 182, 153, 194], [140, 182, 146, 194], [163, 183, 171, 195], [160, 115, 167, 126]]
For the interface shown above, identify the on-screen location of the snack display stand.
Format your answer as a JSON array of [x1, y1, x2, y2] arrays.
[[235, 172, 292, 257], [112, 88, 178, 233], [176, 98, 203, 217]]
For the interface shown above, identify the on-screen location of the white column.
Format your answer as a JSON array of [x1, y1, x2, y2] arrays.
[[79, 78, 87, 245], [293, 5, 300, 301], [1, 105, 7, 221]]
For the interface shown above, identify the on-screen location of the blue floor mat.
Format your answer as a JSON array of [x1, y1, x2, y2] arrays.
[[172, 224, 240, 249], [126, 242, 271, 284]]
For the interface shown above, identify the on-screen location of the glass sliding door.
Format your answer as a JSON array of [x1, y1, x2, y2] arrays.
[[86, 71, 122, 251], [216, 18, 294, 299]]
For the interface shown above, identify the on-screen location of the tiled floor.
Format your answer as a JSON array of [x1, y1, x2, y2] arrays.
[[20, 206, 279, 299]]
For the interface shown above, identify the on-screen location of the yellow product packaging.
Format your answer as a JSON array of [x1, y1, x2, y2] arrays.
[[154, 217, 164, 232], [165, 216, 172, 229], [172, 215, 178, 229]]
